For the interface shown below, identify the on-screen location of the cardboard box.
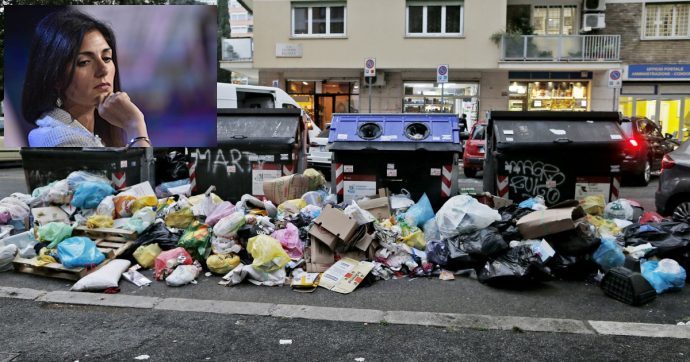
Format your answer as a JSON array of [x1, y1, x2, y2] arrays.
[[516, 206, 587, 239], [356, 197, 391, 220], [354, 232, 375, 252], [305, 262, 331, 273], [472, 193, 513, 210], [318, 258, 375, 294], [263, 174, 311, 205], [339, 250, 367, 262], [313, 205, 358, 242], [31, 207, 70, 226], [308, 224, 338, 250], [308, 238, 335, 264]]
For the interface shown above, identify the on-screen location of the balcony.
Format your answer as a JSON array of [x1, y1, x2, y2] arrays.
[[222, 37, 253, 64], [500, 34, 621, 62]]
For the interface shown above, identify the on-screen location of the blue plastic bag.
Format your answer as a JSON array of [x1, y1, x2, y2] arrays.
[[641, 259, 687, 294], [404, 193, 435, 227], [57, 237, 105, 269], [71, 181, 115, 209], [593, 236, 625, 271]]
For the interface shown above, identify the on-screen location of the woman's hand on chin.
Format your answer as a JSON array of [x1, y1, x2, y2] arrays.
[[97, 91, 148, 139]]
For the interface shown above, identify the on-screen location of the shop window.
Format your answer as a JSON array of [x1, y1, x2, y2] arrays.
[[643, 3, 690, 39], [509, 81, 589, 111], [406, 1, 464, 36], [402, 82, 478, 123], [292, 3, 346, 37], [532, 5, 577, 35]]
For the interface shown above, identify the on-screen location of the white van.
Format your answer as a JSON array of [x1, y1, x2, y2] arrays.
[[217, 83, 302, 110]]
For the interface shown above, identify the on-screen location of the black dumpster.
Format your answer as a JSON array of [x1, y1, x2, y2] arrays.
[[482, 111, 626, 206], [328, 113, 460, 211], [189, 108, 307, 202], [20, 147, 154, 192]]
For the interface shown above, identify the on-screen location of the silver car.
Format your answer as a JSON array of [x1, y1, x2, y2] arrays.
[[656, 139, 690, 220]]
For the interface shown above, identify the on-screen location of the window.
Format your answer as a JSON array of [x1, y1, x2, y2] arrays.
[[230, 13, 249, 21], [292, 3, 346, 37], [532, 5, 577, 35], [644, 3, 690, 39], [406, 1, 464, 36]]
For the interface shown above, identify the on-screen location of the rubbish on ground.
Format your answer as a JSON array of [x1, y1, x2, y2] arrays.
[[0, 244, 18, 272], [154, 247, 193, 280], [206, 253, 240, 275], [593, 236, 625, 272], [436, 195, 501, 239], [133, 243, 162, 269], [517, 205, 586, 240], [600, 266, 657, 306], [166, 263, 202, 286], [57, 237, 105, 269], [122, 266, 153, 287], [641, 259, 687, 294], [71, 259, 131, 292], [247, 235, 291, 272], [319, 258, 375, 294], [604, 199, 634, 221], [580, 195, 605, 216], [439, 269, 455, 280], [279, 339, 293, 345]]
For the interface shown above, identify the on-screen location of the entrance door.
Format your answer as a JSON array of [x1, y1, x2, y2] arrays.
[[316, 95, 350, 129], [659, 98, 681, 138]]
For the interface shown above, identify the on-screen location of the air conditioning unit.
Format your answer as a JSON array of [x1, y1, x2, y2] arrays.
[[583, 13, 606, 31], [583, 0, 606, 12]]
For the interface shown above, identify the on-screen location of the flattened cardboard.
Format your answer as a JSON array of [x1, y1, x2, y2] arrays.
[[308, 224, 338, 250], [313, 205, 358, 241], [516, 206, 587, 239], [338, 250, 367, 261], [308, 238, 335, 264], [31, 207, 70, 226], [319, 258, 374, 294], [263, 174, 311, 205], [356, 197, 391, 220], [305, 262, 331, 273]]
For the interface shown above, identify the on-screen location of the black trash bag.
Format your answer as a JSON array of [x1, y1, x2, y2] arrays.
[[548, 253, 598, 281], [425, 239, 449, 267], [121, 221, 183, 261], [477, 244, 550, 287], [491, 205, 532, 241], [620, 222, 690, 272], [456, 227, 509, 258], [501, 225, 522, 242], [446, 238, 484, 271], [156, 150, 190, 183], [544, 221, 600, 256]]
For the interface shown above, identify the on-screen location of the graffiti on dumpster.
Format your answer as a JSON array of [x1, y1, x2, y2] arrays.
[[505, 160, 566, 204], [190, 148, 264, 175]]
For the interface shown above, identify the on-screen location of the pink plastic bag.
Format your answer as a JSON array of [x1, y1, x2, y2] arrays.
[[154, 247, 193, 281], [205, 201, 235, 227], [0, 211, 11, 224], [271, 222, 303, 260]]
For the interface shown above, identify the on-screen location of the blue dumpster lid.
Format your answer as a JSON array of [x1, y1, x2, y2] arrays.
[[328, 113, 460, 149], [216, 108, 301, 146]]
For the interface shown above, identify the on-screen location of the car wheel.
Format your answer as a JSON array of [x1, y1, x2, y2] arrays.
[[672, 201, 690, 222], [464, 168, 477, 178], [632, 160, 650, 186]]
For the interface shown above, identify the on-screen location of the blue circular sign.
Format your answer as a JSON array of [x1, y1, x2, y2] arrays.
[[366, 59, 375, 69], [610, 70, 621, 80], [438, 65, 448, 75]]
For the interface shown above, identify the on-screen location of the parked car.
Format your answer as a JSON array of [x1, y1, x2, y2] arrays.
[[620, 116, 679, 186], [656, 140, 690, 221], [308, 123, 332, 175], [462, 121, 486, 178]]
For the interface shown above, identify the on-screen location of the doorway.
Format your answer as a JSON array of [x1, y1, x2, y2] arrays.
[[316, 95, 350, 129]]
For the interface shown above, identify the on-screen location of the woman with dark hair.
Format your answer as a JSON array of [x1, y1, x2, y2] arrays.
[[22, 9, 150, 148]]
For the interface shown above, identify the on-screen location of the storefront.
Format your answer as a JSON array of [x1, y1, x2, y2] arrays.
[[286, 80, 360, 129], [507, 72, 592, 112], [402, 82, 479, 124], [619, 64, 690, 141]]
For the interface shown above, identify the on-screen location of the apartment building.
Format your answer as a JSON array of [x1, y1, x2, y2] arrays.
[[235, 0, 627, 130]]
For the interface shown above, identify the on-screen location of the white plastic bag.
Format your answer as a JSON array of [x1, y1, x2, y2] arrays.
[[389, 189, 415, 210], [0, 244, 18, 272], [96, 195, 115, 217], [0, 197, 30, 220], [45, 179, 72, 205], [344, 200, 376, 225], [165, 264, 202, 286], [436, 195, 501, 239], [70, 259, 131, 291], [221, 264, 286, 286], [604, 199, 634, 221]]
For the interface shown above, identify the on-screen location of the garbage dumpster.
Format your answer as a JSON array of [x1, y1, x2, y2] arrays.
[[482, 111, 626, 206], [20, 147, 154, 192], [189, 108, 307, 202], [329, 113, 460, 211]]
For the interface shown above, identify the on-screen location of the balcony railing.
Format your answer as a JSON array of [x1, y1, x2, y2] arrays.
[[222, 37, 253, 62], [500, 34, 621, 62]]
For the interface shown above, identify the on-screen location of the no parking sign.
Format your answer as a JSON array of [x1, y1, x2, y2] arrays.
[[437, 64, 449, 83], [608, 69, 622, 88], [364, 57, 376, 77]]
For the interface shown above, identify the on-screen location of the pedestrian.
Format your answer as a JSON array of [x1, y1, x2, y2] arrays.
[[22, 9, 151, 148], [459, 113, 468, 133]]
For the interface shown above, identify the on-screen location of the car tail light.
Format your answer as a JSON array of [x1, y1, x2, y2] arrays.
[[628, 138, 639, 148], [661, 154, 675, 170], [624, 137, 640, 155]]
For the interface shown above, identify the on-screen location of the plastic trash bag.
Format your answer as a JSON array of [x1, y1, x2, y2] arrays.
[[128, 221, 183, 259], [86, 215, 114, 229], [205, 201, 235, 227], [580, 195, 605, 216], [0, 196, 31, 220], [133, 243, 162, 268], [422, 217, 440, 242], [436, 195, 501, 239], [425, 239, 449, 267], [641, 259, 686, 294], [156, 150, 190, 183], [544, 221, 601, 256], [403, 193, 435, 228], [71, 259, 131, 292], [477, 244, 548, 287], [166, 263, 202, 286], [45, 180, 72, 205], [164, 207, 195, 229], [237, 195, 278, 218], [71, 181, 115, 209], [518, 196, 546, 211], [213, 212, 246, 238], [57, 237, 105, 269], [302, 190, 327, 207], [120, 207, 156, 234], [0, 244, 18, 272], [604, 199, 634, 221], [155, 179, 191, 198], [640, 212, 665, 224], [154, 247, 193, 280], [401, 230, 427, 250], [247, 234, 291, 272], [0, 231, 38, 258], [304, 168, 327, 190], [206, 253, 240, 275], [113, 195, 137, 218], [278, 199, 308, 216], [455, 227, 509, 259], [344, 200, 376, 225], [300, 205, 322, 220], [593, 236, 625, 272], [66, 171, 110, 190], [390, 189, 415, 210], [129, 196, 158, 214], [211, 236, 241, 255], [586, 215, 621, 238], [38, 222, 74, 249], [271, 223, 303, 259], [178, 221, 211, 261], [96, 196, 115, 217]]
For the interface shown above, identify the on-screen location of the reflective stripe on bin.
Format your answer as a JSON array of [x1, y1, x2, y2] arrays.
[[111, 171, 126, 190], [497, 175, 509, 198], [188, 158, 197, 193], [441, 164, 452, 198], [611, 175, 620, 201], [282, 164, 294, 176], [335, 163, 344, 196]]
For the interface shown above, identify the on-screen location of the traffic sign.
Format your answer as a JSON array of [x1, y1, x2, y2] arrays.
[[437, 64, 449, 83], [364, 57, 376, 77], [607, 68, 622, 88]]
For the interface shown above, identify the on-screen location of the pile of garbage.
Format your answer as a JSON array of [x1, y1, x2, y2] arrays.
[[0, 170, 687, 304]]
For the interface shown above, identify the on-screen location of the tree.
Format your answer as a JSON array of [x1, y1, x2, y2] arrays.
[[217, 0, 233, 83]]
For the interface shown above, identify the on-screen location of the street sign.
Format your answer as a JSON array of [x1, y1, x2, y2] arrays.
[[437, 64, 449, 83], [272, 79, 279, 87], [364, 57, 376, 77], [607, 68, 622, 88]]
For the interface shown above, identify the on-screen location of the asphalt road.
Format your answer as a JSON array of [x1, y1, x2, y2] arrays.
[[1, 298, 688, 361]]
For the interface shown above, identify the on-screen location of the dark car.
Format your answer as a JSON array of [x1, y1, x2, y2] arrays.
[[656, 140, 690, 221], [620, 117, 679, 186], [462, 121, 486, 178]]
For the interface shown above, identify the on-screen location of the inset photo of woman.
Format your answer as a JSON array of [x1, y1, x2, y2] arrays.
[[4, 5, 217, 148]]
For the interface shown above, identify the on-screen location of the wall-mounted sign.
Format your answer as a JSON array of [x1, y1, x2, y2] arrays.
[[364, 57, 376, 77], [626, 64, 690, 80], [607, 68, 622, 88], [437, 64, 449, 83], [275, 43, 303, 58]]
